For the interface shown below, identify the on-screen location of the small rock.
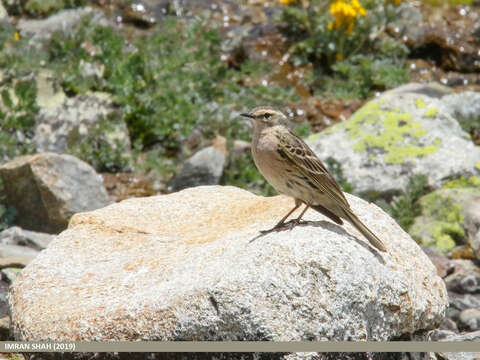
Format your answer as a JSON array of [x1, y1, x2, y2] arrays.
[[459, 308, 480, 331], [439, 317, 458, 333], [0, 244, 39, 258], [0, 257, 34, 269], [17, 7, 109, 39], [0, 315, 10, 341], [440, 353, 480, 360], [0, 1, 7, 21], [1, 267, 21, 284], [444, 260, 480, 294], [421, 246, 453, 278], [0, 226, 54, 250], [0, 257, 34, 270], [0, 153, 112, 233], [449, 292, 480, 311], [168, 146, 227, 191], [233, 140, 251, 154], [122, 2, 156, 28]]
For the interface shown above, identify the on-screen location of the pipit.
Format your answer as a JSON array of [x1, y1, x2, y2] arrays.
[[241, 106, 387, 252]]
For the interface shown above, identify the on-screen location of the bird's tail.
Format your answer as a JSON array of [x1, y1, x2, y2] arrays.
[[343, 209, 387, 252]]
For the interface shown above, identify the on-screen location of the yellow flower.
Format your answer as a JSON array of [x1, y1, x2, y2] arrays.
[[13, 31, 20, 41], [328, 0, 366, 34], [278, 0, 295, 4]]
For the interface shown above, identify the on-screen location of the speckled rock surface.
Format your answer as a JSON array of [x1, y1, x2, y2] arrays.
[[0, 153, 112, 233], [307, 92, 480, 197], [9, 186, 447, 341]]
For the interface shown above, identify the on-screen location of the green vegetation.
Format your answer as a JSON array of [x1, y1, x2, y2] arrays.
[[277, 0, 409, 99], [381, 174, 430, 231], [4, 0, 86, 17], [0, 74, 38, 161], [0, 15, 297, 194], [421, 0, 473, 5], [67, 114, 132, 173], [324, 157, 354, 193]]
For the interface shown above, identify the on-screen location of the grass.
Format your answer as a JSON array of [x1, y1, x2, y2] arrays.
[[0, 15, 298, 195]]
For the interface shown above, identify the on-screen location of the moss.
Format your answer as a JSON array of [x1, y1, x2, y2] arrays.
[[443, 176, 480, 189], [335, 101, 439, 164], [425, 107, 438, 118], [415, 98, 426, 108]]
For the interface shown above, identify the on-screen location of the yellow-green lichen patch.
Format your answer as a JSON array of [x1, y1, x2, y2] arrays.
[[434, 138, 442, 145], [343, 100, 439, 164], [425, 107, 438, 118], [476, 161, 480, 170], [443, 176, 480, 189], [412, 190, 469, 253], [416, 98, 426, 108]]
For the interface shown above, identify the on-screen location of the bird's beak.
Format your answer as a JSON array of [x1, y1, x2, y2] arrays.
[[240, 113, 254, 119]]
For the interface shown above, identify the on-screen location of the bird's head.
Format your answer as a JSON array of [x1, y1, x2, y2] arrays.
[[240, 106, 289, 129]]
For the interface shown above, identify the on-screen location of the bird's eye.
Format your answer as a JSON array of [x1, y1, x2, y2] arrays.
[[264, 113, 272, 119]]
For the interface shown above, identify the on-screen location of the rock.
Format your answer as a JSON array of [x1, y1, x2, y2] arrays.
[[0, 244, 39, 258], [121, 2, 156, 28], [382, 82, 453, 99], [444, 259, 480, 294], [439, 353, 480, 360], [441, 92, 480, 127], [34, 92, 131, 158], [464, 199, 480, 259], [0, 226, 54, 250], [0, 316, 10, 341], [439, 330, 480, 342], [448, 293, 480, 311], [17, 7, 109, 39], [421, 246, 453, 278], [387, 2, 423, 46], [410, 187, 480, 254], [0, 1, 7, 21], [0, 153, 112, 233], [307, 92, 480, 198], [0, 280, 8, 319], [9, 186, 447, 341], [102, 172, 163, 202], [459, 308, 480, 331], [1, 267, 20, 284], [0, 257, 34, 269], [34, 69, 66, 110], [168, 145, 227, 191]]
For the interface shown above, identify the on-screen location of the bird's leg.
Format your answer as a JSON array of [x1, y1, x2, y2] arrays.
[[259, 201, 301, 234], [286, 204, 310, 229]]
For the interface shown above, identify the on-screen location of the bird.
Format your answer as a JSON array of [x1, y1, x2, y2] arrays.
[[240, 106, 387, 252]]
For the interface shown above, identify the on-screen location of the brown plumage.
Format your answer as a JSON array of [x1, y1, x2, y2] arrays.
[[241, 106, 387, 252]]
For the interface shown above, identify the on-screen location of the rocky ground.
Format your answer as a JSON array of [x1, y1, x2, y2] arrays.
[[0, 0, 480, 359]]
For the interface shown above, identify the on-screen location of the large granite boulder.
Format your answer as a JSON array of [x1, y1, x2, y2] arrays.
[[9, 186, 447, 342], [307, 90, 480, 198]]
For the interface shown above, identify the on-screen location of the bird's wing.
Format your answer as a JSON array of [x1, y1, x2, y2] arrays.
[[278, 129, 350, 209]]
